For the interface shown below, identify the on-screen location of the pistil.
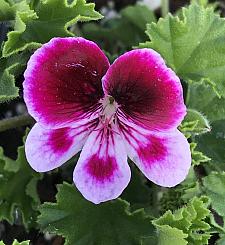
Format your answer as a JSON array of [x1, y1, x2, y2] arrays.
[[99, 95, 119, 130]]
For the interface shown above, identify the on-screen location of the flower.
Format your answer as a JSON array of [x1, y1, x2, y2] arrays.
[[23, 37, 191, 204]]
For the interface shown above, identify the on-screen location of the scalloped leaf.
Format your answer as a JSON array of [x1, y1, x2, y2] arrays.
[[177, 166, 201, 202], [2, 0, 102, 57], [0, 0, 30, 21], [187, 82, 225, 169], [0, 0, 14, 21], [203, 172, 225, 218], [140, 3, 225, 97], [190, 142, 211, 166], [196, 120, 225, 168], [38, 182, 157, 245], [187, 82, 225, 122], [0, 240, 29, 245], [179, 109, 211, 138], [154, 225, 188, 245], [0, 135, 42, 228], [153, 197, 211, 245], [0, 58, 19, 102], [0, 52, 31, 103]]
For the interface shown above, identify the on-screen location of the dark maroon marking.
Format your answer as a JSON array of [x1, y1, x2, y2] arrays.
[[49, 128, 73, 153], [25, 38, 109, 125], [86, 154, 117, 182], [138, 135, 167, 167], [34, 46, 106, 113], [52, 59, 104, 107], [108, 63, 179, 118], [103, 50, 185, 130]]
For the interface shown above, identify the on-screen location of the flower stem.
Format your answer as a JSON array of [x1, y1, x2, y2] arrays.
[[161, 0, 169, 17], [0, 114, 34, 133]]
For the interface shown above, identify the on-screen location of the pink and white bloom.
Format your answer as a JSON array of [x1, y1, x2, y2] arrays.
[[23, 37, 191, 204]]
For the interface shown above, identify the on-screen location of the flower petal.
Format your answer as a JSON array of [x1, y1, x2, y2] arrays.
[[23, 37, 109, 129], [25, 122, 95, 172], [119, 121, 191, 187], [73, 128, 131, 204], [102, 49, 186, 131]]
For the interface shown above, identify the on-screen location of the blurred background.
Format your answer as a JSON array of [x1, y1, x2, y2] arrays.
[[90, 0, 190, 11]]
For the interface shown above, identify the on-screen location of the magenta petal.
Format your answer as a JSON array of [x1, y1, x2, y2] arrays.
[[119, 121, 191, 187], [23, 37, 109, 129], [102, 49, 186, 131], [25, 123, 91, 172], [73, 129, 131, 204]]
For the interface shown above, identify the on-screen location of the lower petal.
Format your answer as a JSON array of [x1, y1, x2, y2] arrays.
[[120, 122, 191, 187], [25, 122, 93, 172], [73, 128, 131, 204]]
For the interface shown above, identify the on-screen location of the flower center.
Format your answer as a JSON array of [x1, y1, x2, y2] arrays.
[[99, 95, 119, 126]]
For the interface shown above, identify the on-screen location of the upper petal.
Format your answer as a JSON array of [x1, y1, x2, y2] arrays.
[[25, 121, 96, 172], [119, 120, 191, 187], [23, 37, 109, 129], [102, 49, 186, 131], [73, 128, 131, 204]]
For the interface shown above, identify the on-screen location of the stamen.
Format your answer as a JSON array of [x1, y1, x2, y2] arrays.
[[98, 95, 119, 134], [109, 96, 114, 104]]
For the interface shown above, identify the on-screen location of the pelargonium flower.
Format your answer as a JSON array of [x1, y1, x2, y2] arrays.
[[23, 37, 191, 204]]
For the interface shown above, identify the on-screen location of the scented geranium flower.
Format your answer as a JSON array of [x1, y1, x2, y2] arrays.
[[23, 37, 191, 204]]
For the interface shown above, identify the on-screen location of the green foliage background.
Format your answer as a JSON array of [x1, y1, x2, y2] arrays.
[[0, 0, 225, 244]]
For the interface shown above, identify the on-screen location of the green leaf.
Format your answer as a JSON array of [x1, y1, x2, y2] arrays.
[[0, 133, 42, 227], [217, 235, 225, 245], [2, 0, 102, 57], [12, 241, 29, 245], [153, 197, 211, 245], [0, 0, 30, 21], [197, 120, 225, 167], [191, 0, 209, 6], [187, 82, 225, 122], [187, 83, 225, 169], [0, 52, 31, 103], [154, 225, 188, 245], [82, 4, 155, 54], [203, 172, 225, 218], [159, 188, 184, 214], [179, 167, 201, 202], [0, 0, 15, 21], [0, 58, 19, 102], [190, 142, 211, 166], [120, 4, 156, 32], [140, 3, 225, 97], [209, 213, 225, 236], [179, 109, 211, 137], [190, 0, 218, 9], [121, 166, 152, 209], [0, 240, 29, 245], [159, 167, 203, 213], [38, 182, 157, 245]]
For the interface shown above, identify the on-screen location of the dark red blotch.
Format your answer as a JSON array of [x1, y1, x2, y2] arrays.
[[86, 154, 117, 182]]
